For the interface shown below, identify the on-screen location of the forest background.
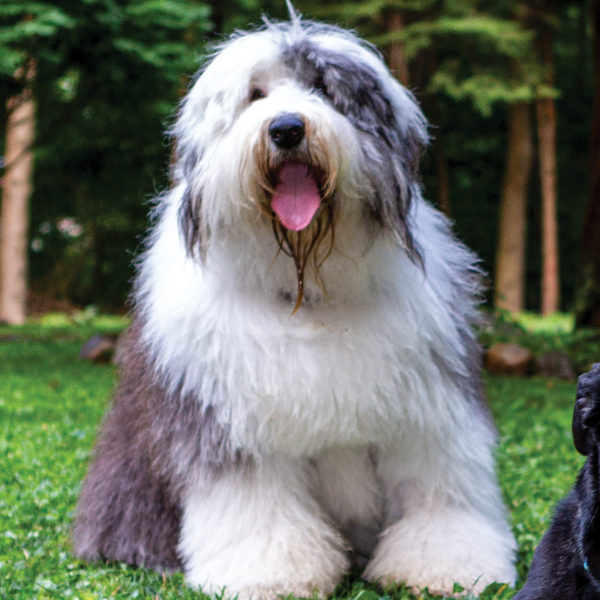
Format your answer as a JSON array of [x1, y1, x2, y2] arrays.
[[0, 0, 598, 325]]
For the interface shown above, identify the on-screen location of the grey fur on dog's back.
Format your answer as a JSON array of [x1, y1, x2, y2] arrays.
[[73, 320, 240, 571]]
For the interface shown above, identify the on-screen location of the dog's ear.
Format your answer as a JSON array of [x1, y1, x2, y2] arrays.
[[360, 82, 428, 262], [174, 142, 205, 259], [396, 91, 428, 180], [573, 397, 590, 456], [172, 108, 207, 258], [379, 82, 428, 260], [309, 49, 428, 260], [178, 186, 204, 259], [169, 67, 212, 259], [573, 365, 600, 456]]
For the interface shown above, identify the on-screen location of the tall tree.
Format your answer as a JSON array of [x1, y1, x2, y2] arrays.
[[576, 0, 600, 327], [494, 3, 550, 316], [0, 59, 35, 324], [536, 24, 560, 315], [495, 101, 534, 313]]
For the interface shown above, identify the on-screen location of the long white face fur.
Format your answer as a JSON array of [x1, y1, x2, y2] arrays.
[[173, 21, 428, 277], [135, 20, 487, 457]]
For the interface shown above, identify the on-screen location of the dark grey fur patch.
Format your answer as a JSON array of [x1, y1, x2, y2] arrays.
[[342, 520, 381, 564], [73, 317, 243, 571], [178, 186, 203, 258], [173, 134, 204, 258], [281, 28, 426, 259]]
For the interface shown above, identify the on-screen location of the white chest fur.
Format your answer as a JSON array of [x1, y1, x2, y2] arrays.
[[138, 188, 476, 457]]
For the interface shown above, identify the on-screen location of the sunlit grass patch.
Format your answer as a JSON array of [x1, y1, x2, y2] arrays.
[[512, 312, 575, 335], [0, 310, 129, 343]]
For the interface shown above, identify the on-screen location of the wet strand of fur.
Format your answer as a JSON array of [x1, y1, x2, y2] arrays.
[[271, 202, 335, 313]]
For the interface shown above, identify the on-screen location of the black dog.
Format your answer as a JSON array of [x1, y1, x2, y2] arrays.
[[514, 364, 600, 600]]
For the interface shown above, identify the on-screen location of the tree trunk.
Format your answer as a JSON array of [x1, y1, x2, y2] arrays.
[[577, 0, 600, 327], [536, 25, 560, 316], [0, 61, 35, 325], [495, 102, 534, 313], [387, 12, 410, 87], [537, 94, 560, 315]]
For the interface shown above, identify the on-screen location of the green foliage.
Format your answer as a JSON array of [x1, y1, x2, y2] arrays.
[[372, 15, 534, 60], [0, 0, 592, 312], [207, 0, 288, 35], [1, 326, 595, 598], [427, 69, 533, 116], [0, 3, 75, 85], [0, 0, 211, 309]]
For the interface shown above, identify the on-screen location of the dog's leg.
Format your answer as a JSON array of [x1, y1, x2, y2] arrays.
[[312, 446, 383, 561], [365, 418, 516, 595], [179, 456, 349, 600]]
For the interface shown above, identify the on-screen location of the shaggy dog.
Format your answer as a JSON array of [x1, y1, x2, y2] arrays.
[[73, 13, 517, 599], [514, 364, 600, 600]]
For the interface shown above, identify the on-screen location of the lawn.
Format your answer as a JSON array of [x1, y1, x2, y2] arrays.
[[0, 319, 593, 600]]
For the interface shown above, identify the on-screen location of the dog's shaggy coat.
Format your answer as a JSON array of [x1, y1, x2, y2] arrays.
[[513, 365, 600, 600], [73, 16, 517, 599]]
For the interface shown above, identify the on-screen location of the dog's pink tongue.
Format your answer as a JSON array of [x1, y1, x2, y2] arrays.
[[272, 164, 321, 231]]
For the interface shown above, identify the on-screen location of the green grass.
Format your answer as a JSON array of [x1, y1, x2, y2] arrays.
[[0, 324, 589, 600]]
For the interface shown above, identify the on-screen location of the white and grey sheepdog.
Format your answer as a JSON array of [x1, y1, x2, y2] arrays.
[[73, 11, 517, 599]]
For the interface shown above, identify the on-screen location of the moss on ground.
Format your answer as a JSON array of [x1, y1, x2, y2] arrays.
[[0, 323, 592, 599]]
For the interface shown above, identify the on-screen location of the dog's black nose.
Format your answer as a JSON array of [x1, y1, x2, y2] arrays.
[[269, 115, 305, 149]]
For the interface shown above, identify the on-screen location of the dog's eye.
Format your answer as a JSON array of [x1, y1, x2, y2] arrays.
[[314, 75, 327, 95], [249, 88, 266, 102]]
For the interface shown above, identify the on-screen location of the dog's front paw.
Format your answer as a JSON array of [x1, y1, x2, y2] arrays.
[[364, 509, 516, 596], [181, 506, 349, 600], [185, 540, 348, 600], [180, 457, 350, 600], [573, 364, 600, 455]]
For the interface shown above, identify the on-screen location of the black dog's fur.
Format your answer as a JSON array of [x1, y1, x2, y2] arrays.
[[514, 364, 600, 600]]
